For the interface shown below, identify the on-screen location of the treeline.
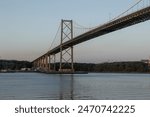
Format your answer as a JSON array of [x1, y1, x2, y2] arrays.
[[0, 60, 32, 70], [0, 60, 149, 73], [51, 61, 149, 73], [93, 62, 149, 73]]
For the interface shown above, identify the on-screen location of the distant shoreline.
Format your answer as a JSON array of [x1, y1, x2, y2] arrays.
[[0, 71, 150, 74], [0, 70, 34, 73], [0, 60, 150, 73]]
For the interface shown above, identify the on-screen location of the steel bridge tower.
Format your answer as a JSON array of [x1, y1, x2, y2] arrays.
[[59, 20, 74, 73]]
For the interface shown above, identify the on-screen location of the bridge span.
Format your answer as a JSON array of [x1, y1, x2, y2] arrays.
[[33, 6, 150, 73]]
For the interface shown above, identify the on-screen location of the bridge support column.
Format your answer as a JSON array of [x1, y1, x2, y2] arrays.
[[43, 56, 46, 71], [37, 59, 39, 70], [48, 55, 51, 71], [45, 55, 48, 72], [42, 57, 44, 71], [48, 54, 56, 72], [59, 20, 74, 73], [33, 61, 37, 69], [40, 58, 42, 70]]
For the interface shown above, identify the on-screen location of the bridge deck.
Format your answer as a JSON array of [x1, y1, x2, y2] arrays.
[[34, 6, 150, 62]]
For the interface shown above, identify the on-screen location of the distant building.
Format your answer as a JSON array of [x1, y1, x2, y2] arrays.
[[141, 59, 150, 67], [0, 70, 8, 72], [21, 68, 31, 71]]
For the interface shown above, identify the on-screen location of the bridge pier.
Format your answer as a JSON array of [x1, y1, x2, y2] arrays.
[[39, 55, 48, 72], [45, 54, 48, 71], [48, 54, 56, 72], [40, 58, 42, 70], [41, 57, 43, 71], [42, 57, 44, 70]]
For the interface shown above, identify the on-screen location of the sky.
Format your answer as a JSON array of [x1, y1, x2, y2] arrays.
[[0, 0, 150, 63]]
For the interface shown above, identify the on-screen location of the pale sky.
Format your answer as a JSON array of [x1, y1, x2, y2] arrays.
[[0, 0, 150, 63]]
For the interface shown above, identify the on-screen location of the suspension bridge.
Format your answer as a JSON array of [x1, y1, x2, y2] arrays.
[[32, 0, 150, 73]]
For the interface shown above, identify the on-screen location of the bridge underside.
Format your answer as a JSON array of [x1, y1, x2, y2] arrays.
[[33, 6, 150, 73]]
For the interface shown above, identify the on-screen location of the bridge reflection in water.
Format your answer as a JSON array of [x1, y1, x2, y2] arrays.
[[59, 74, 74, 100]]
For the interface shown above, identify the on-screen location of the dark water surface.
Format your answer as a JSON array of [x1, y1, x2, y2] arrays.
[[0, 73, 150, 100]]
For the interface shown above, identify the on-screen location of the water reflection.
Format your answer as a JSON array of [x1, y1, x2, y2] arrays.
[[59, 74, 74, 100], [1, 73, 150, 100]]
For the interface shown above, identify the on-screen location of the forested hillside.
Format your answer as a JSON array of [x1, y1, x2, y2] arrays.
[[0, 60, 32, 70]]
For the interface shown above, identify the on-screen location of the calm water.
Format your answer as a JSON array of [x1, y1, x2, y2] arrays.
[[0, 73, 150, 100]]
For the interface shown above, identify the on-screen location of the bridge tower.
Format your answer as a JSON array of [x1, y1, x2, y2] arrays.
[[59, 20, 74, 73]]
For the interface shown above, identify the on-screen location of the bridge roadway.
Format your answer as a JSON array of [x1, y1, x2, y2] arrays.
[[33, 6, 150, 63]]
